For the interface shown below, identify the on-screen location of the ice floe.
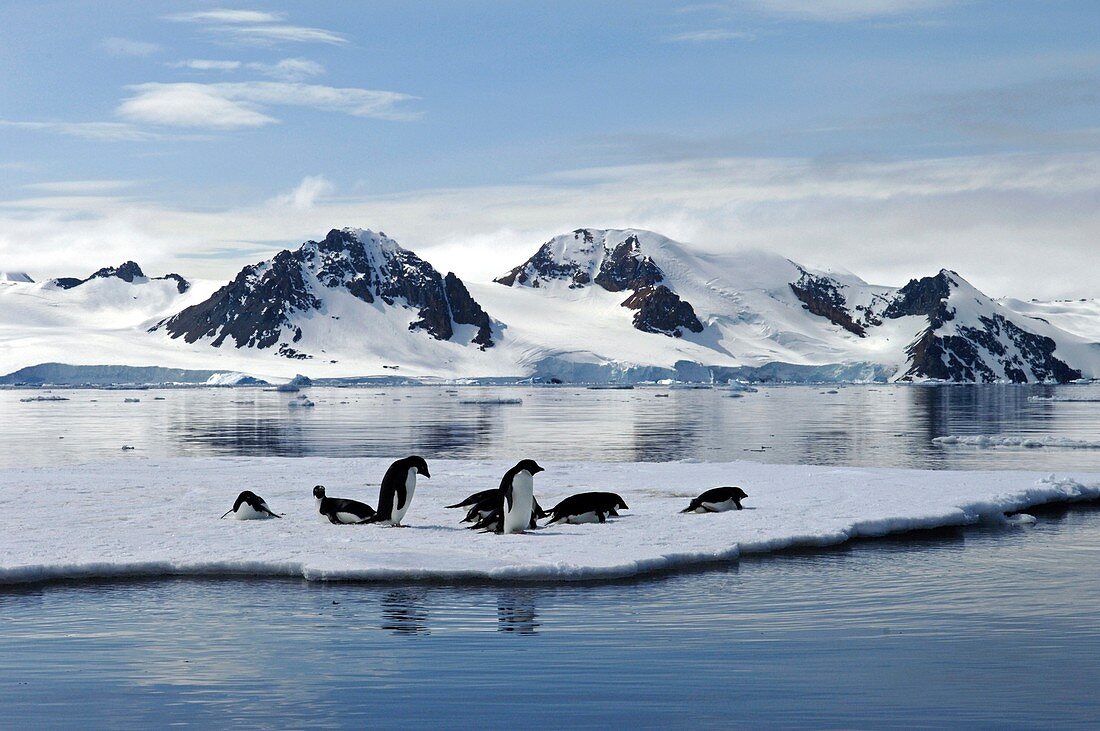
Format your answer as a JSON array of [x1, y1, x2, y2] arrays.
[[0, 458, 1096, 585]]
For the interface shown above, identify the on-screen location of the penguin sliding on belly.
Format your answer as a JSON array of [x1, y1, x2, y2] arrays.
[[544, 492, 629, 525], [221, 491, 282, 520], [365, 456, 430, 526], [313, 485, 376, 524], [681, 486, 748, 514]]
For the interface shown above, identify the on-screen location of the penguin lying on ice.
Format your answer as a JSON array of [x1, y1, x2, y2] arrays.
[[543, 491, 629, 525], [221, 491, 282, 520], [681, 486, 748, 513], [313, 485, 376, 524]]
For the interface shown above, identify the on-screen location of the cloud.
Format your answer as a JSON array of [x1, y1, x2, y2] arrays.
[[167, 9, 283, 24], [23, 180, 137, 194], [101, 37, 161, 57], [221, 24, 347, 45], [117, 82, 419, 128], [168, 8, 346, 45], [709, 0, 957, 22], [117, 83, 276, 128], [172, 59, 243, 71], [666, 29, 756, 43], [0, 119, 165, 141], [246, 58, 325, 81], [3, 152, 1099, 299], [269, 175, 334, 209]]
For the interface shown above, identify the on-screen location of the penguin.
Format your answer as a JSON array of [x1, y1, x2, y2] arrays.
[[500, 459, 544, 534], [221, 491, 282, 520], [313, 485, 376, 524], [681, 486, 748, 514], [366, 455, 430, 526], [544, 492, 629, 525], [445, 489, 498, 511], [464, 495, 546, 531]]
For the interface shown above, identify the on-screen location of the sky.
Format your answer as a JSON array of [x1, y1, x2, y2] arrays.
[[1, 0, 1098, 298]]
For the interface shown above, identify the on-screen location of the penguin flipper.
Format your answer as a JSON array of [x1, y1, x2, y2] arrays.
[[220, 509, 233, 519]]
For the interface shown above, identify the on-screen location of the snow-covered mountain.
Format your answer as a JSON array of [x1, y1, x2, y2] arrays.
[[2, 227, 1098, 383]]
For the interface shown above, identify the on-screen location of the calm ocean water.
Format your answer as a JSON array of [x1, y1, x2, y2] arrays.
[[2, 383, 1099, 727], [4, 382, 1100, 470]]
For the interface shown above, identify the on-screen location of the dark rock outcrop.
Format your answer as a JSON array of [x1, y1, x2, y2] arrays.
[[621, 285, 704, 337], [789, 268, 866, 337], [50, 261, 191, 292], [154, 228, 495, 356], [497, 229, 702, 339]]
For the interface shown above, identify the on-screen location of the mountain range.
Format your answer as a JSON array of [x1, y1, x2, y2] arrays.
[[2, 227, 1098, 384]]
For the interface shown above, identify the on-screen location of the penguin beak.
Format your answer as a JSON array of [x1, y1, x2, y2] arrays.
[[421, 467, 431, 478], [532, 464, 545, 474]]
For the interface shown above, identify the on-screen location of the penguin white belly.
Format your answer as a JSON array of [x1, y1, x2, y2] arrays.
[[335, 511, 363, 524], [566, 511, 600, 524], [502, 473, 534, 534], [235, 503, 271, 520], [702, 499, 736, 513], [387, 469, 417, 525]]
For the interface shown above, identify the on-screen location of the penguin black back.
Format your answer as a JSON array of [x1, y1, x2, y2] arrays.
[[371, 455, 431, 523]]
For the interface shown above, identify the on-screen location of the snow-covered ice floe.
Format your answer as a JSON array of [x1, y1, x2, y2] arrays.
[[934, 435, 1100, 449], [457, 398, 523, 405], [1028, 395, 1100, 403], [0, 458, 1096, 586]]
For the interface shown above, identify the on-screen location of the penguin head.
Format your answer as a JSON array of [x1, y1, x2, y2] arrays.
[[312, 485, 326, 499], [514, 459, 544, 476], [406, 455, 430, 478], [616, 498, 629, 510], [731, 486, 748, 499]]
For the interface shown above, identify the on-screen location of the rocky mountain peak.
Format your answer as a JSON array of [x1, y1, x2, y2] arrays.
[[153, 227, 495, 357]]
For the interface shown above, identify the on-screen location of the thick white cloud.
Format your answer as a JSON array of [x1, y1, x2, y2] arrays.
[[2, 152, 1098, 299], [117, 83, 276, 128], [117, 81, 418, 128]]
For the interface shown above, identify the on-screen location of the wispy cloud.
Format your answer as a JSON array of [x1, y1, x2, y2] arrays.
[[168, 7, 346, 45], [703, 0, 958, 22], [0, 119, 165, 142], [666, 29, 755, 43], [101, 37, 161, 57], [269, 175, 333, 209], [167, 9, 283, 24], [3, 152, 1099, 298], [23, 180, 137, 194], [171, 59, 243, 71], [117, 82, 419, 129], [246, 58, 325, 81]]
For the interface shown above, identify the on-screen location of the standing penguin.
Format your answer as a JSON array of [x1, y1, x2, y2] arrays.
[[500, 459, 544, 534], [221, 490, 282, 520], [367, 456, 431, 526]]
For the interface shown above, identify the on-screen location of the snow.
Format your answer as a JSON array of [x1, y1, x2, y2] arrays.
[[205, 372, 265, 386], [1, 228, 1098, 383], [0, 457, 1096, 585], [934, 435, 1100, 449]]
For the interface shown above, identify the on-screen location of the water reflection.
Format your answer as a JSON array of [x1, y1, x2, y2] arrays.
[[6, 383, 1100, 471], [496, 591, 539, 635], [380, 589, 430, 635]]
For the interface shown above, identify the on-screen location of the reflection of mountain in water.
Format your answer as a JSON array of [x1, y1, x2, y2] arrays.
[[381, 590, 430, 636], [497, 591, 539, 635]]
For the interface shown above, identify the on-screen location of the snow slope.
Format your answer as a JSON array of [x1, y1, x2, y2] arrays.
[[2, 228, 1098, 383], [0, 457, 1096, 585]]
